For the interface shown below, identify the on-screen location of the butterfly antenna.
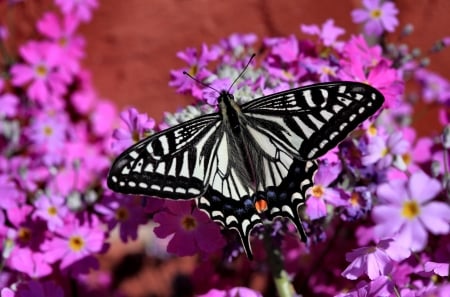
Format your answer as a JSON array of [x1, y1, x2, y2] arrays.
[[227, 53, 256, 93], [182, 71, 220, 94]]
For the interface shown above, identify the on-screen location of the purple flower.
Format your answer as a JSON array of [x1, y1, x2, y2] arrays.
[[306, 163, 346, 220], [342, 238, 411, 280], [27, 115, 67, 150], [15, 280, 64, 297], [54, 0, 98, 22], [89, 100, 117, 137], [153, 201, 226, 257], [301, 19, 345, 50], [43, 215, 104, 270], [341, 187, 372, 221], [0, 175, 26, 210], [11, 41, 69, 104], [336, 276, 393, 297], [351, 0, 399, 36], [111, 107, 155, 153], [95, 194, 147, 242], [33, 194, 68, 231], [415, 68, 450, 103], [424, 261, 449, 277], [362, 131, 409, 169], [373, 171, 449, 251]]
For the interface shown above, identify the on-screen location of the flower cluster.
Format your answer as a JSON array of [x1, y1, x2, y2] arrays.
[[0, 0, 449, 296]]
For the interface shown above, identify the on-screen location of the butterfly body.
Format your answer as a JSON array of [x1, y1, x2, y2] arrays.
[[108, 81, 384, 258]]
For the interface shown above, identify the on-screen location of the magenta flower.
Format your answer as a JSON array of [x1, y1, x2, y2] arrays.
[[7, 248, 52, 278], [54, 0, 98, 22], [89, 100, 117, 136], [153, 201, 226, 257], [43, 215, 104, 270], [198, 287, 263, 297], [37, 12, 85, 75], [342, 238, 411, 280], [301, 19, 345, 50], [271, 35, 300, 63], [169, 44, 219, 99], [10, 41, 69, 104], [351, 0, 399, 36], [0, 175, 26, 210], [305, 163, 346, 220], [111, 107, 155, 153], [0, 92, 19, 118], [373, 171, 449, 251]]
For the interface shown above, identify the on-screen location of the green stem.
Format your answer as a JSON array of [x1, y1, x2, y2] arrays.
[[263, 226, 297, 297]]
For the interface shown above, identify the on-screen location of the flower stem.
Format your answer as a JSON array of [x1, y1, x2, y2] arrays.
[[263, 226, 297, 297]]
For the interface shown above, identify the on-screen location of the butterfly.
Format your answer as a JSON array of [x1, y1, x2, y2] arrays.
[[107, 81, 384, 258]]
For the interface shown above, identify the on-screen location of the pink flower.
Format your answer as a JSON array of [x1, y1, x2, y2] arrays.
[[351, 0, 399, 36], [373, 171, 449, 251], [111, 107, 155, 153], [301, 19, 345, 50], [153, 201, 226, 257], [43, 215, 105, 270], [10, 42, 69, 104], [90, 100, 117, 137], [342, 239, 411, 280], [54, 0, 98, 22], [37, 12, 85, 75], [306, 163, 345, 220], [339, 59, 403, 108]]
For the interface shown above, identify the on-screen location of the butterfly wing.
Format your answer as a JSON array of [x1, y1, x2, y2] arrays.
[[107, 113, 222, 199], [241, 81, 385, 160]]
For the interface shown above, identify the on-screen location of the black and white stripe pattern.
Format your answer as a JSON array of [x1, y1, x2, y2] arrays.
[[108, 81, 384, 258]]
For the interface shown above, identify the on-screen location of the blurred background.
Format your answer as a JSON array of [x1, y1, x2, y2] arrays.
[[3, 0, 449, 296]]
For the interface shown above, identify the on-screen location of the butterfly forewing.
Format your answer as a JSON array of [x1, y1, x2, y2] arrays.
[[108, 114, 222, 198], [242, 82, 384, 160]]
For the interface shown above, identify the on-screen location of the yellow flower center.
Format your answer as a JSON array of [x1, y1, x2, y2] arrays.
[[35, 64, 48, 78], [181, 215, 197, 231], [43, 125, 53, 137], [322, 66, 335, 75], [18, 227, 31, 243], [370, 9, 382, 19], [402, 153, 412, 165], [189, 65, 198, 76], [367, 124, 377, 137], [311, 185, 324, 198], [115, 207, 129, 221], [58, 36, 68, 47], [69, 235, 85, 252], [350, 192, 360, 206], [381, 147, 389, 157], [401, 200, 420, 219], [47, 206, 57, 216]]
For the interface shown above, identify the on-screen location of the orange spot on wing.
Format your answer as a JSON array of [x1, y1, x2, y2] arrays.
[[255, 199, 268, 213]]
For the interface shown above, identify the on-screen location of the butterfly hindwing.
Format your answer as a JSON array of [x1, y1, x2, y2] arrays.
[[108, 113, 222, 199]]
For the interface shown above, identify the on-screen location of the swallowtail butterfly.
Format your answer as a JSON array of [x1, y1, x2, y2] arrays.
[[107, 80, 384, 258]]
